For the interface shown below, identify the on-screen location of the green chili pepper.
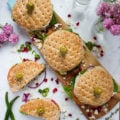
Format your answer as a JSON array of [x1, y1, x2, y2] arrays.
[[5, 92, 15, 120], [38, 88, 49, 97], [4, 92, 19, 120]]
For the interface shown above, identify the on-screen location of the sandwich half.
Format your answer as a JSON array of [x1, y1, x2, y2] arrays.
[[7, 61, 45, 92], [20, 98, 60, 120]]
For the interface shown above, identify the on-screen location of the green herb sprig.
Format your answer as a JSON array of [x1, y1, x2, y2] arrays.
[[4, 92, 19, 120], [85, 41, 96, 51]]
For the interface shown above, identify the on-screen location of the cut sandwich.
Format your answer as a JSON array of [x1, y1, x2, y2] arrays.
[[12, 0, 53, 31], [41, 30, 85, 73], [20, 98, 60, 120], [7, 61, 45, 92], [74, 66, 114, 106]]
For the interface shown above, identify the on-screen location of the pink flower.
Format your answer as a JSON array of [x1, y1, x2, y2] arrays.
[[2, 23, 13, 35], [0, 32, 8, 43], [110, 25, 120, 35], [9, 33, 19, 44], [97, 2, 110, 16], [103, 18, 114, 29]]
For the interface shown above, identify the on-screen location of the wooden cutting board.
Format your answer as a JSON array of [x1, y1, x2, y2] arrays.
[[29, 13, 120, 120]]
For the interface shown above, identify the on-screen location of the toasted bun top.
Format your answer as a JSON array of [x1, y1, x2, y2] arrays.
[[41, 30, 85, 72], [20, 98, 60, 120], [74, 66, 114, 106], [12, 0, 53, 30]]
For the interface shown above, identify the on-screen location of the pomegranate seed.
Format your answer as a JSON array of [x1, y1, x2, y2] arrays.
[[93, 36, 97, 40], [76, 22, 80, 26], [65, 97, 69, 101], [97, 106, 102, 112], [96, 45, 101, 48], [68, 113, 72, 117], [51, 78, 54, 81], [67, 14, 71, 18], [23, 58, 30, 62], [25, 41, 31, 45], [55, 78, 59, 85], [87, 112, 92, 117], [44, 78, 48, 82], [53, 88, 58, 94], [22, 47, 29, 52]]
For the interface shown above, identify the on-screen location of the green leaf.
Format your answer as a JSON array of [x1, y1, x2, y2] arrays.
[[80, 70, 86, 75], [65, 28, 73, 32], [30, 31, 47, 41], [103, 0, 117, 3], [63, 85, 73, 98], [49, 12, 58, 27], [85, 41, 96, 51], [112, 79, 120, 93], [70, 77, 76, 87]]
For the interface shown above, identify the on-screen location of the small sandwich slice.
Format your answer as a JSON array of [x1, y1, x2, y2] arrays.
[[7, 61, 45, 92], [41, 30, 85, 73], [74, 66, 114, 106], [20, 98, 60, 120]]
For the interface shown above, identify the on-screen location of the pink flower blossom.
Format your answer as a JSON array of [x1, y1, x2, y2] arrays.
[[110, 25, 120, 35], [2, 23, 13, 35], [103, 18, 114, 29], [9, 33, 19, 44], [0, 32, 8, 43]]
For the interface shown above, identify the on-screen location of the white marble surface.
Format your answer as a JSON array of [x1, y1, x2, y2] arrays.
[[0, 0, 120, 120]]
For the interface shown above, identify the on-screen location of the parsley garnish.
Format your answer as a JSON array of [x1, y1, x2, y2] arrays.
[[85, 41, 96, 51], [112, 79, 120, 93]]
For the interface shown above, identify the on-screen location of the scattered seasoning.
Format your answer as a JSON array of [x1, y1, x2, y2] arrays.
[[51, 78, 54, 81], [76, 22, 80, 26], [22, 93, 31, 102], [55, 78, 59, 85], [23, 58, 30, 62], [93, 36, 97, 40], [52, 88, 58, 94], [38, 88, 49, 97], [65, 97, 69, 101], [67, 14, 71, 18], [68, 113, 72, 117]]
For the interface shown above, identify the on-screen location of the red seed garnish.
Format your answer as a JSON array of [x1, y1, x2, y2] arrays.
[[87, 112, 92, 117], [25, 41, 31, 45], [23, 58, 30, 62], [51, 78, 54, 81], [53, 88, 58, 94], [44, 78, 48, 82], [97, 106, 102, 112], [68, 113, 72, 117], [93, 36, 97, 40], [96, 45, 101, 48], [76, 22, 80, 26], [67, 14, 71, 18], [65, 97, 69, 101], [55, 78, 59, 85], [22, 47, 29, 52]]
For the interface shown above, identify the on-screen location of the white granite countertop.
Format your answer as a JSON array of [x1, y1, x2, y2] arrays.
[[0, 0, 120, 120]]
